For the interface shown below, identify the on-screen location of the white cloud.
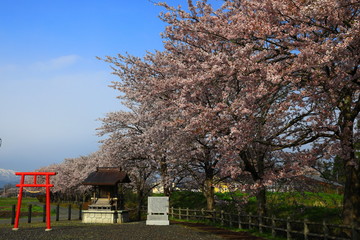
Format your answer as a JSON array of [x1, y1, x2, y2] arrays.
[[31, 55, 81, 71]]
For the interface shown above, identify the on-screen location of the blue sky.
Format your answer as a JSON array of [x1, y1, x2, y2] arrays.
[[0, 0, 196, 171]]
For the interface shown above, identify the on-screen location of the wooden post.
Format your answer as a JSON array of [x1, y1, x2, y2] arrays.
[[352, 224, 359, 240], [238, 212, 242, 229], [201, 208, 204, 221], [229, 213, 232, 228], [28, 204, 32, 223], [323, 220, 328, 240], [221, 210, 224, 226], [42, 204, 46, 223], [304, 218, 309, 240], [79, 204, 82, 220], [287, 217, 292, 240], [178, 208, 181, 219], [11, 205, 15, 225], [68, 204, 71, 220], [171, 207, 174, 218], [248, 213, 252, 229], [56, 204, 60, 221], [272, 215, 276, 237], [186, 208, 189, 221], [259, 214, 263, 233]]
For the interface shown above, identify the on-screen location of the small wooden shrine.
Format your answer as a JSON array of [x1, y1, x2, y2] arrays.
[[82, 167, 131, 224]]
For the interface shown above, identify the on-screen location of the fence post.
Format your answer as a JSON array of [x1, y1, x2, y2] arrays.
[[201, 208, 204, 221], [221, 210, 224, 226], [28, 204, 32, 223], [213, 210, 216, 224], [272, 215, 276, 237], [238, 212, 242, 229], [248, 213, 252, 229], [229, 213, 232, 228], [287, 217, 292, 240], [56, 204, 60, 221], [259, 214, 263, 233], [304, 218, 309, 240], [68, 204, 71, 221], [352, 224, 359, 240], [186, 208, 189, 220], [79, 203, 82, 220], [323, 220, 328, 240], [11, 205, 16, 225], [42, 204, 46, 223], [171, 207, 174, 218]]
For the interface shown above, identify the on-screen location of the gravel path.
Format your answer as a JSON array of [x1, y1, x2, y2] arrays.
[[0, 221, 267, 240]]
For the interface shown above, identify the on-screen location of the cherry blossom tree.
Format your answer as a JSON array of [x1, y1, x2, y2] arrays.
[[98, 109, 166, 219], [223, 0, 360, 226], [35, 151, 110, 201], [155, 0, 359, 223], [37, 0, 359, 225]]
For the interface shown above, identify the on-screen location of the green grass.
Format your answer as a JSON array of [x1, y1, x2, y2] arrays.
[[0, 197, 42, 212], [175, 191, 343, 224], [0, 197, 58, 219]]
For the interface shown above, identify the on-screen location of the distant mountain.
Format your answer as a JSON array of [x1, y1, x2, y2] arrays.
[[0, 168, 19, 188]]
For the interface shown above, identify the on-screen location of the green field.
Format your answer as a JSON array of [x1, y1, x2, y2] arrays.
[[0, 197, 43, 218]]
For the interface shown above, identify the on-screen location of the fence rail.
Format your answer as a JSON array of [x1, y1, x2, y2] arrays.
[[168, 207, 360, 240]]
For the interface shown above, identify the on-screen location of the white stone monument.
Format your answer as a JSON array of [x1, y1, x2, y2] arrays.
[[146, 196, 170, 225]]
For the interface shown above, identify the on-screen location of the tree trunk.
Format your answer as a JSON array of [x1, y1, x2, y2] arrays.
[[256, 186, 267, 216], [203, 178, 215, 210], [159, 157, 171, 196], [341, 126, 359, 227], [338, 95, 360, 227], [343, 166, 360, 227], [241, 150, 267, 216], [136, 190, 144, 221]]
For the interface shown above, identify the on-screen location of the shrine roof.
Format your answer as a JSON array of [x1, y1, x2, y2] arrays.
[[82, 167, 131, 186]]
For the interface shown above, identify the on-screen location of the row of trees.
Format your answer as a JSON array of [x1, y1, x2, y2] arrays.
[[38, 0, 359, 226]]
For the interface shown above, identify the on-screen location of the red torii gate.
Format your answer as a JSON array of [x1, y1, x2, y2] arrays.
[[12, 172, 57, 231]]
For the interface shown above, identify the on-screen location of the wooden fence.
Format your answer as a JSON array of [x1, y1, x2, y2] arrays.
[[168, 207, 360, 240], [6, 204, 82, 224]]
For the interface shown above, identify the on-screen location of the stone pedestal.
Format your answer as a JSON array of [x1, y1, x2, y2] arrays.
[[82, 210, 129, 224], [146, 196, 169, 225]]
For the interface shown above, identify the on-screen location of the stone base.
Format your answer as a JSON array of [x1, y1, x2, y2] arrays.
[[146, 214, 169, 225], [82, 210, 129, 224], [117, 210, 129, 223]]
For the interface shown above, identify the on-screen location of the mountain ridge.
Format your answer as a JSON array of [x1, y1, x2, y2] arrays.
[[0, 168, 19, 188]]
